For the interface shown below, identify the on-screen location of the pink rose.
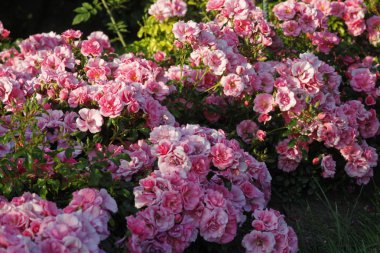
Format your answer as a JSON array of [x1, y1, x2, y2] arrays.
[[278, 155, 299, 172], [98, 94, 123, 118], [76, 108, 103, 133], [321, 155, 336, 178], [172, 21, 200, 43], [253, 209, 279, 231], [350, 68, 376, 93], [282, 21, 301, 37], [81, 39, 103, 56], [206, 0, 225, 11], [153, 51, 166, 62], [200, 207, 229, 242], [256, 130, 266, 141], [0, 77, 14, 103], [234, 19, 253, 37], [210, 143, 234, 170], [151, 206, 175, 232], [236, 120, 258, 143], [253, 93, 274, 114], [203, 50, 228, 76], [180, 183, 202, 210], [221, 73, 245, 97], [204, 189, 226, 209], [317, 123, 340, 147], [367, 15, 380, 46], [345, 158, 371, 178], [158, 146, 192, 178], [273, 1, 296, 20], [291, 60, 315, 83], [242, 230, 276, 253], [162, 191, 183, 213], [275, 87, 296, 111]]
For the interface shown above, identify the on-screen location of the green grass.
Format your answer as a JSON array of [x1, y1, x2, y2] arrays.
[[292, 182, 380, 253]]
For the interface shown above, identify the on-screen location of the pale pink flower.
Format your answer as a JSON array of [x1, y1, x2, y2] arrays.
[[273, 1, 296, 20], [345, 158, 371, 178], [203, 50, 228, 76], [221, 73, 245, 97], [0, 77, 14, 103], [291, 60, 315, 83], [158, 146, 192, 178], [242, 230, 276, 253], [76, 108, 103, 133], [234, 19, 253, 37], [275, 87, 297, 111], [61, 29, 82, 41], [172, 21, 200, 43], [180, 183, 202, 210], [317, 123, 340, 147], [310, 31, 340, 54]]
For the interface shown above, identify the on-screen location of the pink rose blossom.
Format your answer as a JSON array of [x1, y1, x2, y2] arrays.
[[321, 154, 336, 178], [221, 73, 245, 97], [236, 120, 258, 143], [350, 68, 376, 92], [273, 1, 296, 20], [367, 16, 380, 46], [275, 87, 297, 111], [282, 21, 301, 37], [76, 108, 103, 133], [242, 230, 276, 253], [158, 146, 192, 178], [210, 143, 234, 170], [98, 94, 124, 118], [199, 207, 229, 242], [81, 39, 103, 56], [253, 93, 274, 114], [203, 50, 228, 76], [206, 0, 225, 11]]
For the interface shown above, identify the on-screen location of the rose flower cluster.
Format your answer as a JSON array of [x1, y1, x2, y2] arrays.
[[164, 0, 379, 184], [0, 188, 117, 252], [126, 124, 297, 253], [273, 0, 379, 52]]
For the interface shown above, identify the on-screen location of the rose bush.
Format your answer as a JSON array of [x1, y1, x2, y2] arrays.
[[0, 0, 379, 251]]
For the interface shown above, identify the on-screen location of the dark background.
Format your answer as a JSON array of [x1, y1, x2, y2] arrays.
[[0, 0, 149, 41]]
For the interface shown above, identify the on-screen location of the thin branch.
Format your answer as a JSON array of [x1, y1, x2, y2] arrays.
[[100, 0, 127, 48]]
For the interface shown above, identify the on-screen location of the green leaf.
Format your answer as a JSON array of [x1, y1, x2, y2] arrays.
[[88, 168, 102, 187], [287, 119, 298, 129], [72, 13, 91, 25], [82, 2, 93, 10], [288, 139, 297, 148]]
